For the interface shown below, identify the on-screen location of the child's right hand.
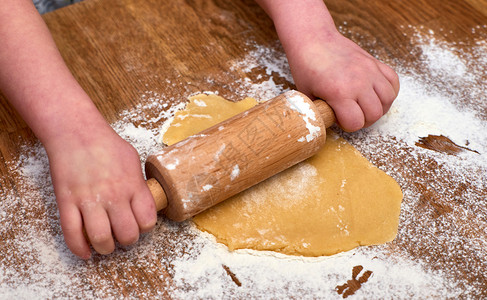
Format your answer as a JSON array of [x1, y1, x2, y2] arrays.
[[256, 0, 400, 132], [44, 123, 157, 259], [286, 32, 400, 132]]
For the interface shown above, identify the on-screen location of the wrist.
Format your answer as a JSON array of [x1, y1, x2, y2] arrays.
[[261, 0, 341, 56], [35, 94, 113, 152]]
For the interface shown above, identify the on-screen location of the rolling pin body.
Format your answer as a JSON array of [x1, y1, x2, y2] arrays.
[[145, 91, 335, 221]]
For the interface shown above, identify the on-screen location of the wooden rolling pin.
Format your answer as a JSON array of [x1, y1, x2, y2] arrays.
[[145, 90, 336, 221]]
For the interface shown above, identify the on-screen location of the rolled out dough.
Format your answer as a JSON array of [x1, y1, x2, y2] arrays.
[[163, 93, 403, 256]]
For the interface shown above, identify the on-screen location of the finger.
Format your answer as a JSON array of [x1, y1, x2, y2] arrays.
[[330, 99, 365, 132], [131, 183, 157, 233], [58, 202, 91, 259], [107, 200, 140, 246], [377, 62, 400, 97], [358, 92, 383, 128], [373, 78, 397, 114], [80, 202, 115, 255]]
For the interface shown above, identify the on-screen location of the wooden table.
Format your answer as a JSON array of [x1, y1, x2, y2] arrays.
[[0, 0, 486, 298]]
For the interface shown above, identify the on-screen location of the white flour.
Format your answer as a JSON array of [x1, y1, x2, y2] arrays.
[[0, 27, 486, 298], [170, 230, 461, 299]]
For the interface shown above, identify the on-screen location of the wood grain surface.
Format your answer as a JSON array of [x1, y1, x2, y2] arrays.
[[0, 0, 486, 298]]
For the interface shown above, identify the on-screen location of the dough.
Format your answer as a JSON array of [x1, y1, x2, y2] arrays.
[[163, 93, 403, 256], [162, 94, 257, 145]]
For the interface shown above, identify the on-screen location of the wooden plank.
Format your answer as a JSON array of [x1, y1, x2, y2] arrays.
[[466, 0, 487, 17]]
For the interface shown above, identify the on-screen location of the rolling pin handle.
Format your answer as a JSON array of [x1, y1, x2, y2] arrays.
[[146, 178, 168, 211], [313, 99, 336, 128]]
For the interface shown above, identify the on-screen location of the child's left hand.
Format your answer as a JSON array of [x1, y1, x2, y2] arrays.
[[45, 123, 157, 259]]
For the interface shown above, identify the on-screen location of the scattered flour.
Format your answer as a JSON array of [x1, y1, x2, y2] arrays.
[[202, 184, 213, 191], [371, 75, 487, 153], [170, 230, 462, 299], [193, 99, 207, 107], [165, 158, 179, 170], [229, 41, 293, 100], [0, 26, 486, 298], [285, 91, 322, 142], [230, 165, 240, 181]]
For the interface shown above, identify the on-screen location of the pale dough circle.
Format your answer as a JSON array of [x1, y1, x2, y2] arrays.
[[163, 93, 403, 256]]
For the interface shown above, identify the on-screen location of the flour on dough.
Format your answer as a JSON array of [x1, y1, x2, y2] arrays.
[[163, 93, 403, 256]]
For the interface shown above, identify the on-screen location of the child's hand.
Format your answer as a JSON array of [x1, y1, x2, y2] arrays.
[[45, 125, 157, 259], [287, 32, 400, 132], [256, 0, 400, 132], [0, 0, 157, 259]]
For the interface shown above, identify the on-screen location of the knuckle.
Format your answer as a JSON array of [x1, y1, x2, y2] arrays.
[[364, 58, 378, 70], [392, 71, 400, 84], [371, 106, 383, 121], [383, 99, 394, 112], [382, 94, 395, 106], [61, 223, 80, 236], [78, 196, 99, 209], [326, 85, 349, 101], [385, 65, 399, 80]]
